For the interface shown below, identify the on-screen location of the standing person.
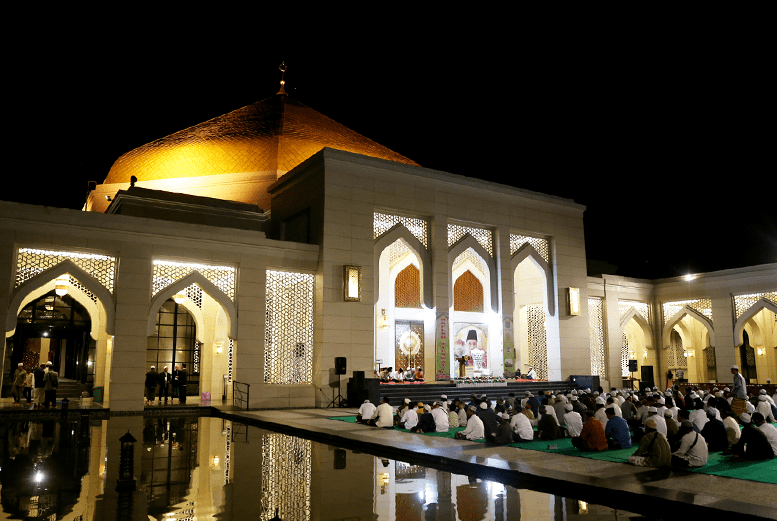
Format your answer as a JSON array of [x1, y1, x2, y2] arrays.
[[33, 364, 46, 408], [24, 367, 34, 404], [145, 366, 159, 405], [178, 363, 188, 404], [172, 365, 181, 403], [730, 365, 748, 418], [159, 366, 171, 404], [12, 363, 26, 406], [43, 361, 58, 408]]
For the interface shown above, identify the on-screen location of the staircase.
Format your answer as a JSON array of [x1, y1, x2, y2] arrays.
[[55, 378, 87, 399], [369, 380, 580, 407]]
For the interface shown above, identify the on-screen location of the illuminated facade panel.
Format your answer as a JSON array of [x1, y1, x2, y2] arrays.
[[374, 213, 428, 249], [265, 271, 314, 385], [448, 224, 493, 257], [510, 234, 550, 264], [16, 247, 117, 294], [152, 260, 236, 301]]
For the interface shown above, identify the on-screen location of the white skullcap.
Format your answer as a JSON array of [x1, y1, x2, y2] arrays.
[[595, 397, 606, 405], [740, 413, 752, 423], [731, 365, 739, 370], [564, 404, 573, 412], [760, 389, 767, 395], [664, 409, 673, 417], [647, 406, 658, 413], [364, 399, 371, 403], [480, 402, 488, 409]]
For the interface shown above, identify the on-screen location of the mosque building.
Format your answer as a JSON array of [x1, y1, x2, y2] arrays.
[[2, 79, 775, 411]]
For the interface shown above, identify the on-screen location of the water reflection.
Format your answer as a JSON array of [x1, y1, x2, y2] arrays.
[[0, 416, 645, 520]]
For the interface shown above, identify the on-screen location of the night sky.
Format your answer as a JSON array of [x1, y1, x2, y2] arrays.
[[7, 37, 775, 280]]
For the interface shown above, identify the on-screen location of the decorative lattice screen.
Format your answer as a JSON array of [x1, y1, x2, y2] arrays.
[[448, 224, 493, 257], [261, 433, 311, 521], [395, 264, 421, 308], [588, 298, 606, 378], [510, 234, 550, 264], [733, 292, 777, 319], [527, 304, 548, 380], [16, 247, 117, 293], [374, 212, 428, 249], [622, 334, 630, 377], [619, 301, 651, 325], [152, 260, 236, 301], [265, 271, 314, 384], [662, 299, 713, 326], [668, 330, 687, 369], [454, 271, 484, 313]]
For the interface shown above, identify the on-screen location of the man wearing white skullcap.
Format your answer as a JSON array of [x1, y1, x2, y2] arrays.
[[730, 365, 747, 400]]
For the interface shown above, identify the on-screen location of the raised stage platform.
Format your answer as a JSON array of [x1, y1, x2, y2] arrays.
[[352, 379, 582, 407]]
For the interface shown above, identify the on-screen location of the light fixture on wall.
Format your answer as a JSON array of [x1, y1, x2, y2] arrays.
[[378, 309, 389, 329], [173, 293, 185, 304], [344, 265, 361, 302], [643, 351, 648, 359], [55, 274, 70, 296], [566, 287, 580, 316], [757, 347, 765, 356], [216, 344, 223, 354]]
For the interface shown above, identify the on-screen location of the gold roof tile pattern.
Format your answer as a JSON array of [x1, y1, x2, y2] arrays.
[[104, 95, 419, 184]]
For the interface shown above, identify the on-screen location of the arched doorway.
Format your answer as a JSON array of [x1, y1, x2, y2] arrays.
[[148, 299, 200, 399], [8, 291, 95, 394]]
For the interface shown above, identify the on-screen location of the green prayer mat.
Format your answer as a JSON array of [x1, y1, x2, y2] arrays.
[[328, 415, 777, 484]]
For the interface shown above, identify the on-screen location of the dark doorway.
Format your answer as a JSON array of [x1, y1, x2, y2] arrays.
[[4, 291, 96, 395], [149, 299, 200, 397]]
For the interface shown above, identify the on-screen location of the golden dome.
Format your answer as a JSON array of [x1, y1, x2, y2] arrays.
[[104, 95, 419, 185]]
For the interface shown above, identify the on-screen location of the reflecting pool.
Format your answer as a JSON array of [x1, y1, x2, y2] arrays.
[[0, 415, 649, 520]]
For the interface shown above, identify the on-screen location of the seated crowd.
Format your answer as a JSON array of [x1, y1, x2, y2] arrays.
[[355, 381, 777, 470]]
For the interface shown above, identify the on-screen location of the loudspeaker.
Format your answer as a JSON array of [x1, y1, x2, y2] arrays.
[[628, 359, 638, 372], [641, 365, 654, 390], [335, 357, 347, 375], [353, 370, 365, 389]]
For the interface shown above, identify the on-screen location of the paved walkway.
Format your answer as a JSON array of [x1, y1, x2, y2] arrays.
[[217, 407, 777, 521]]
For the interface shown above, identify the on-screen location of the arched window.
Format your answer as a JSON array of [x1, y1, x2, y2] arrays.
[[395, 264, 421, 308], [454, 270, 484, 313]]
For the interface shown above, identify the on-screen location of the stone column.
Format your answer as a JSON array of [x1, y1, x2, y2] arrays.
[[711, 295, 737, 382], [430, 214, 451, 381], [0, 236, 14, 388], [497, 227, 514, 378], [108, 245, 153, 411]]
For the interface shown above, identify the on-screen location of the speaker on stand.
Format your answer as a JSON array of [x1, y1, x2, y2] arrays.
[[328, 357, 347, 408]]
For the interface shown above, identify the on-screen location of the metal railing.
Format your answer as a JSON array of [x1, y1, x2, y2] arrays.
[[233, 381, 250, 410]]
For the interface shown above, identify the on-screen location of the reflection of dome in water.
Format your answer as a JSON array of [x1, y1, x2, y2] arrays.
[[104, 95, 419, 185]]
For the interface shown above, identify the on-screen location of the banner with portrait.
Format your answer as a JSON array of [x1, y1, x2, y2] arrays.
[[452, 324, 488, 374]]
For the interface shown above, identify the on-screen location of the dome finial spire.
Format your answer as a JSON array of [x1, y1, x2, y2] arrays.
[[277, 62, 288, 96]]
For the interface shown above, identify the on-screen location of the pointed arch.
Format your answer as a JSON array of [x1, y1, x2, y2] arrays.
[[662, 305, 715, 348], [148, 271, 237, 340], [619, 307, 654, 350], [374, 223, 432, 309], [449, 234, 498, 313], [7, 259, 116, 336], [511, 243, 555, 317], [734, 298, 777, 345]]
